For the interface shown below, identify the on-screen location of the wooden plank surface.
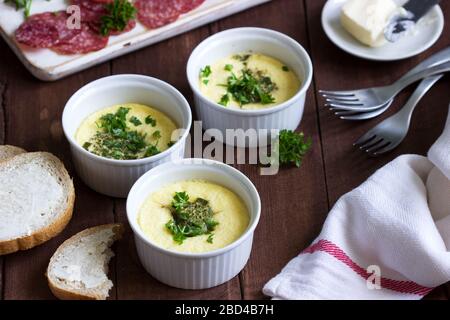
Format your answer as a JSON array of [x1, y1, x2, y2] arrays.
[[0, 74, 4, 299], [0, 0, 448, 300], [305, 0, 450, 299]]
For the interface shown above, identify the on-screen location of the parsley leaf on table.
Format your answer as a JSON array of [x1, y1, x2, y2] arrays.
[[275, 129, 312, 167]]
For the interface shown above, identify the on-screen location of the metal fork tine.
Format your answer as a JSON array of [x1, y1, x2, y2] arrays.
[[334, 110, 360, 116], [361, 138, 384, 152], [366, 141, 390, 155], [323, 96, 359, 102], [339, 100, 393, 121], [354, 132, 375, 146], [372, 142, 396, 156], [319, 90, 356, 97], [354, 134, 376, 147], [325, 99, 363, 105], [325, 102, 364, 108]]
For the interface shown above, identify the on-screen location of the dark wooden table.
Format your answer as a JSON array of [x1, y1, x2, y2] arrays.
[[0, 0, 449, 300]]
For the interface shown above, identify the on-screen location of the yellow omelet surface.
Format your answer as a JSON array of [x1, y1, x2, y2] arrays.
[[75, 103, 177, 158], [199, 53, 301, 110], [138, 180, 250, 253]]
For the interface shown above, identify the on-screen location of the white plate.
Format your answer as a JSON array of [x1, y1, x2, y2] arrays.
[[321, 0, 444, 61]]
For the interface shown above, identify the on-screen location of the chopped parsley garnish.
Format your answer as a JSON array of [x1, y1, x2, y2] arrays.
[[282, 66, 289, 72], [219, 69, 277, 107], [224, 64, 233, 71], [275, 130, 312, 167], [82, 142, 92, 150], [82, 107, 161, 160], [207, 233, 214, 244], [145, 115, 157, 127], [152, 130, 161, 139], [200, 65, 212, 78], [202, 79, 209, 85], [233, 54, 251, 62], [129, 116, 142, 126], [144, 144, 160, 157], [100, 0, 136, 36], [219, 94, 230, 106], [167, 141, 176, 148], [5, 0, 32, 18], [165, 192, 219, 245]]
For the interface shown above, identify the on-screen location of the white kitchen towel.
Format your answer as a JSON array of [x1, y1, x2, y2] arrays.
[[263, 106, 450, 300]]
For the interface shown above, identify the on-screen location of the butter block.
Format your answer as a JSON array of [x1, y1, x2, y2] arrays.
[[341, 0, 398, 47]]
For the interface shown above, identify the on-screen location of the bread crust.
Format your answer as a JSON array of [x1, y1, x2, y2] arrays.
[[0, 145, 26, 162], [46, 224, 124, 300], [0, 152, 75, 255]]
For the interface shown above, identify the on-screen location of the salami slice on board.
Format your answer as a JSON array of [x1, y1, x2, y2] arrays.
[[52, 23, 109, 54], [70, 0, 108, 22], [173, 0, 205, 13], [135, 0, 181, 29], [15, 11, 81, 48]]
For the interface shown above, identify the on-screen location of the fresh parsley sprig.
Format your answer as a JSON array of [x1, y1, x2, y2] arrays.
[[220, 69, 277, 107], [275, 129, 312, 167], [83, 107, 161, 160], [165, 192, 219, 245], [100, 0, 136, 36], [5, 0, 33, 18]]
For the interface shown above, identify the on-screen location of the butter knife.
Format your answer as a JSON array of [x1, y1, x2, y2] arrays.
[[384, 0, 441, 42]]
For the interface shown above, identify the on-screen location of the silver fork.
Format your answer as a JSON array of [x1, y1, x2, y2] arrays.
[[320, 62, 450, 111], [319, 46, 450, 112], [354, 74, 443, 156], [333, 100, 392, 121]]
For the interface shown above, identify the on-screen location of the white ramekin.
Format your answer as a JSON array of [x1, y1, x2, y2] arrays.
[[187, 27, 313, 147], [126, 158, 261, 289], [62, 74, 192, 198]]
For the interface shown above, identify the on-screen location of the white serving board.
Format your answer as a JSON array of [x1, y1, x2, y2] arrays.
[[0, 0, 271, 81]]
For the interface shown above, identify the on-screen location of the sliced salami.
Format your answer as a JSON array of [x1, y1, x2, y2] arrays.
[[135, 0, 181, 29], [52, 23, 109, 54], [173, 0, 205, 14], [70, 0, 107, 22], [15, 11, 81, 48]]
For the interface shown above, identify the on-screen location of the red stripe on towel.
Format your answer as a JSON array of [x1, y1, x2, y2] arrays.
[[302, 240, 434, 296]]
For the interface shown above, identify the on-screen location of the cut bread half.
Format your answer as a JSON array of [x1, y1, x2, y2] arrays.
[[0, 152, 75, 255], [47, 224, 124, 300], [0, 145, 26, 162]]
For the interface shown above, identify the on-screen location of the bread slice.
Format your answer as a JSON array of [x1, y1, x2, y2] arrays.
[[0, 145, 26, 162], [47, 224, 124, 300], [0, 152, 75, 255]]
